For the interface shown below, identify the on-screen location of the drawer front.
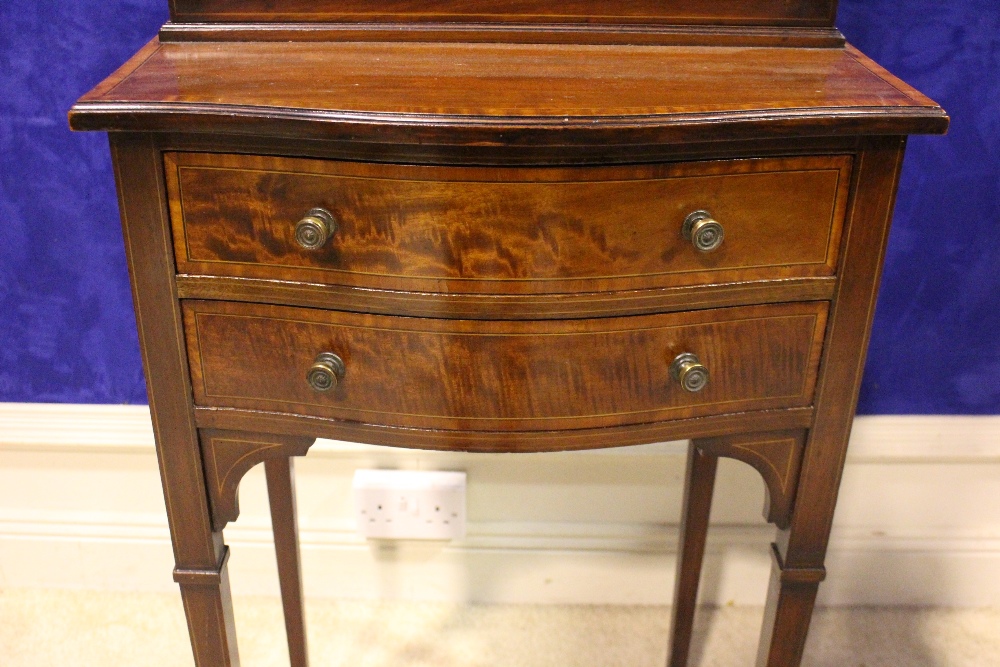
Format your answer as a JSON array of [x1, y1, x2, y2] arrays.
[[167, 153, 851, 295], [184, 301, 827, 431]]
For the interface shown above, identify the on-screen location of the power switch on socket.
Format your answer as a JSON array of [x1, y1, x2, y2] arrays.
[[353, 470, 466, 540]]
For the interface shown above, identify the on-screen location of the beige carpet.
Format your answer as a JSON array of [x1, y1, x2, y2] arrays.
[[1, 589, 997, 666]]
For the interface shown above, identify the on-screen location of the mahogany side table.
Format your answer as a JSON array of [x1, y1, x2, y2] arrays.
[[70, 4, 947, 665]]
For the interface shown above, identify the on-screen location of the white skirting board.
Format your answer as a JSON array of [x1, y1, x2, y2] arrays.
[[1, 403, 998, 606]]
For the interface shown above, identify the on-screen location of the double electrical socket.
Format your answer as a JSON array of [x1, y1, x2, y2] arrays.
[[352, 469, 467, 540]]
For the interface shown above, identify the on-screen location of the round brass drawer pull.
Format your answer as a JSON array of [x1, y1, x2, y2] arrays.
[[682, 210, 725, 252], [295, 207, 337, 250], [306, 352, 345, 392], [670, 352, 709, 393]]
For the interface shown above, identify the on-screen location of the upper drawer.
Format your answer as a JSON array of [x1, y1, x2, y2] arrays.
[[166, 152, 851, 295]]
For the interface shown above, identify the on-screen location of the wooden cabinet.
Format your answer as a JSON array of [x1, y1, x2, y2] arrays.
[[71, 4, 946, 665]]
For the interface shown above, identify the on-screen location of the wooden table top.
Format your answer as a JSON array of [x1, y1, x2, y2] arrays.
[[70, 39, 948, 145]]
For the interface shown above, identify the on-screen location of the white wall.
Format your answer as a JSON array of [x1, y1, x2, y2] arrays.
[[1, 403, 998, 606]]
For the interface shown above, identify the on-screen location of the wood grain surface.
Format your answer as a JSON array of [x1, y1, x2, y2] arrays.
[[157, 23, 846, 49], [754, 136, 908, 667], [169, 0, 837, 26], [193, 405, 814, 453], [68, 40, 948, 144], [157, 126, 865, 167], [183, 301, 827, 432], [199, 429, 314, 530], [173, 274, 837, 321], [668, 441, 719, 667], [264, 456, 309, 667], [110, 134, 240, 665], [167, 153, 850, 295], [697, 430, 807, 529]]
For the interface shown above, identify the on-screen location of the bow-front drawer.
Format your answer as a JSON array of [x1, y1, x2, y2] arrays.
[[166, 152, 851, 296], [183, 300, 827, 432]]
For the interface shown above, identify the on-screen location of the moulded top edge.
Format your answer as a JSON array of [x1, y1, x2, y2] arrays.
[[69, 39, 949, 144]]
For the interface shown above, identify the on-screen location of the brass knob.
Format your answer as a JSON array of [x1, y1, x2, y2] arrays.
[[670, 352, 709, 393], [306, 352, 345, 392], [682, 210, 725, 252], [294, 207, 337, 250]]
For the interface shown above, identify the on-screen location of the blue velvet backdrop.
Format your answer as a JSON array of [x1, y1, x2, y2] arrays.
[[1, 1, 997, 412]]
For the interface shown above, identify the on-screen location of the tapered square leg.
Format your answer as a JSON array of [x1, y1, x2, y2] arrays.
[[752, 136, 911, 667], [174, 547, 241, 667], [666, 442, 719, 667], [109, 133, 242, 666], [266, 457, 309, 667], [754, 545, 825, 667]]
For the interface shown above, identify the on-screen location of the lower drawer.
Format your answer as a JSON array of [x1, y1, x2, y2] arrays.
[[183, 301, 827, 431]]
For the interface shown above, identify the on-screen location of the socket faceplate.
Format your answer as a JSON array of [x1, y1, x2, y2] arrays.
[[353, 469, 467, 540]]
